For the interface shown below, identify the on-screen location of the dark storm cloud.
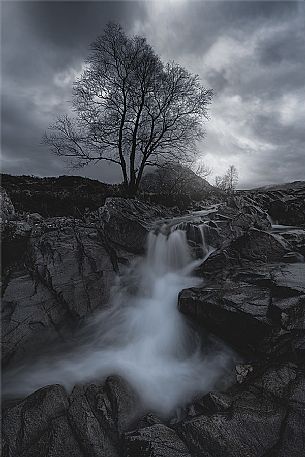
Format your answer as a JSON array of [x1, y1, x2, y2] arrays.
[[134, 0, 304, 188], [1, 0, 147, 181], [1, 1, 304, 187]]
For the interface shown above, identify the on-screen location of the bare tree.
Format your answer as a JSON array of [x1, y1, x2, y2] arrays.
[[192, 161, 212, 179], [43, 23, 213, 196], [226, 164, 239, 193], [215, 165, 238, 193], [215, 175, 226, 191]]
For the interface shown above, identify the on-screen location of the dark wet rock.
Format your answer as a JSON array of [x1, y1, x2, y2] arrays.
[[202, 229, 289, 274], [230, 229, 289, 262], [68, 376, 139, 456], [2, 376, 140, 457], [270, 295, 305, 331], [246, 181, 305, 226], [134, 413, 163, 430], [179, 263, 305, 358], [97, 197, 175, 254], [277, 377, 305, 457], [1, 219, 119, 367], [0, 186, 15, 223], [250, 364, 297, 398], [3, 220, 33, 239], [177, 221, 221, 251], [279, 229, 305, 257], [235, 363, 254, 384], [30, 221, 118, 316], [178, 364, 305, 457], [2, 384, 71, 457], [68, 385, 119, 457], [179, 282, 274, 356], [84, 376, 141, 438], [167, 200, 272, 260], [232, 263, 305, 297], [258, 263, 305, 296], [179, 399, 285, 456], [282, 251, 304, 263], [213, 198, 271, 239], [124, 423, 192, 457]]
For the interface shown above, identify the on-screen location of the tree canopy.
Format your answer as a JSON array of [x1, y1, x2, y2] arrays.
[[44, 23, 213, 196]]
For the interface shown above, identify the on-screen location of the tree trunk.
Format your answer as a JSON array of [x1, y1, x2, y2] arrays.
[[124, 181, 138, 198]]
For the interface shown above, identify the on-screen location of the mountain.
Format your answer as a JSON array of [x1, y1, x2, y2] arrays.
[[251, 180, 305, 192], [140, 163, 215, 194]]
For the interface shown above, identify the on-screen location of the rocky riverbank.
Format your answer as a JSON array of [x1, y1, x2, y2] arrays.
[[1, 180, 305, 456]]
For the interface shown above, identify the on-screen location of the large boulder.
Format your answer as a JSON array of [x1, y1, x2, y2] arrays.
[[2, 376, 138, 457], [179, 263, 305, 358], [1, 218, 119, 367], [96, 197, 174, 254], [0, 186, 15, 223], [124, 424, 192, 457], [202, 229, 290, 274], [2, 384, 74, 457], [246, 181, 305, 226], [178, 364, 304, 457], [179, 282, 273, 356], [279, 228, 305, 257]]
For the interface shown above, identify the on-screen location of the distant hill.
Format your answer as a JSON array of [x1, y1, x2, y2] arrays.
[[1, 168, 220, 217], [140, 163, 215, 195], [251, 181, 305, 192], [0, 174, 117, 217]]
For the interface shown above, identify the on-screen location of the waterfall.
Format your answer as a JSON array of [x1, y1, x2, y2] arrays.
[[198, 223, 211, 257], [147, 230, 192, 273], [3, 228, 233, 416]]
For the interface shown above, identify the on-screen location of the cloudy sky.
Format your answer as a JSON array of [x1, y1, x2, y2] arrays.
[[1, 0, 304, 188]]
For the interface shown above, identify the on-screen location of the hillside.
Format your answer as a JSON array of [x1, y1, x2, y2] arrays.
[[0, 174, 117, 217], [140, 163, 215, 194]]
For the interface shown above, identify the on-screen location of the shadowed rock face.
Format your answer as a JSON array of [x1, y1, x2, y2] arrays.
[[124, 424, 192, 457], [179, 263, 305, 360], [201, 228, 289, 273], [177, 364, 305, 457], [246, 181, 305, 226], [0, 187, 15, 223], [2, 219, 118, 367], [96, 197, 176, 254], [2, 376, 140, 457]]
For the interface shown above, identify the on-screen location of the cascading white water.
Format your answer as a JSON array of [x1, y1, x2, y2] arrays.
[[198, 223, 210, 257], [3, 229, 233, 416], [147, 230, 192, 273]]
